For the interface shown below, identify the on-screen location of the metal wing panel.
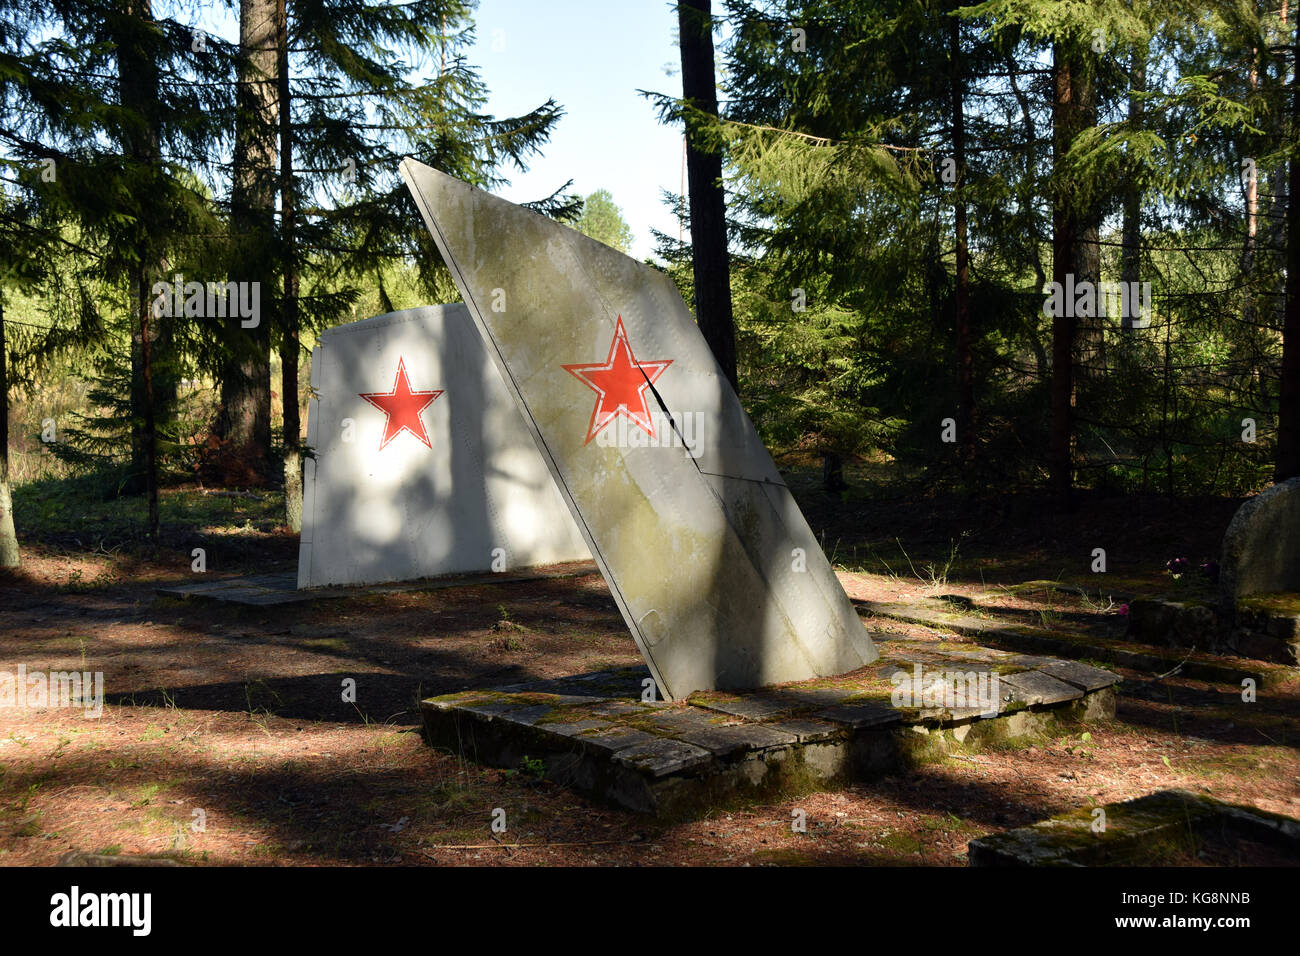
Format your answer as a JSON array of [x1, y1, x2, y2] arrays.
[[298, 305, 590, 588], [400, 159, 877, 699]]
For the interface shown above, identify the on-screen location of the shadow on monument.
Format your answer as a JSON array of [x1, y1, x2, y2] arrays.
[[306, 307, 586, 589]]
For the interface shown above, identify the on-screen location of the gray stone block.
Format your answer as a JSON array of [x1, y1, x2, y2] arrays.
[[644, 710, 796, 756], [1220, 477, 1300, 600], [496, 704, 555, 727], [1268, 614, 1300, 640], [1128, 598, 1219, 648], [691, 695, 797, 721], [542, 718, 611, 739], [999, 654, 1059, 669], [612, 738, 713, 778], [766, 718, 845, 742], [946, 703, 1001, 721], [815, 702, 902, 730], [457, 699, 526, 719], [1226, 629, 1299, 666], [998, 670, 1081, 706], [970, 789, 1300, 867], [1035, 660, 1119, 692], [777, 686, 860, 708], [576, 726, 663, 754]]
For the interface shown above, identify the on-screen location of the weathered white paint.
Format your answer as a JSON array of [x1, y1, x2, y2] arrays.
[[297, 304, 590, 589]]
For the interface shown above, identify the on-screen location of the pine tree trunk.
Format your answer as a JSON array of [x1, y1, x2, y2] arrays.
[[0, 474, 15, 568], [822, 452, 846, 493], [137, 272, 159, 537], [215, 0, 278, 486], [1050, 44, 1073, 508], [1243, 51, 1258, 326], [1121, 51, 1145, 330], [1049, 40, 1095, 510], [950, 11, 974, 465], [1076, 220, 1101, 372], [1266, 6, 1290, 425], [677, 0, 737, 391], [118, 0, 173, 501], [1072, 57, 1102, 378], [0, 293, 19, 568], [278, 0, 302, 531], [116, 0, 162, 537], [1277, 24, 1300, 482]]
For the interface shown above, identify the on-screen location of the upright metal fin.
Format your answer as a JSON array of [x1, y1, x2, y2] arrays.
[[400, 159, 877, 699]]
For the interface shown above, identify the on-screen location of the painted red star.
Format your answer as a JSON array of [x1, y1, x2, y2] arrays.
[[359, 357, 443, 450], [562, 315, 672, 444]]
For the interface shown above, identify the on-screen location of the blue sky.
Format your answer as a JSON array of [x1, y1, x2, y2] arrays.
[[198, 0, 688, 261], [465, 1, 686, 260]]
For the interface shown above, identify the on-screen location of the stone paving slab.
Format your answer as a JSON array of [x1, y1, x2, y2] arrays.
[[644, 711, 798, 756], [859, 597, 1285, 687], [612, 738, 713, 778], [458, 699, 533, 719], [1036, 659, 1119, 693], [1128, 593, 1300, 667], [813, 702, 903, 729], [692, 695, 798, 721], [774, 687, 859, 708], [766, 718, 843, 743], [998, 670, 1080, 706], [577, 726, 663, 755], [969, 789, 1300, 866], [421, 644, 1120, 817], [493, 704, 555, 727]]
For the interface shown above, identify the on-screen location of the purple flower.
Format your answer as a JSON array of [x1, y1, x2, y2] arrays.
[[1118, 603, 1129, 616]]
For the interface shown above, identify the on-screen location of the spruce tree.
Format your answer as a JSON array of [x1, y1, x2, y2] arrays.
[[0, 0, 237, 539], [270, 0, 574, 524]]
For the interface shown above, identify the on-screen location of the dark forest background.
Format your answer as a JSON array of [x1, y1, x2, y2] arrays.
[[2, 0, 1298, 566]]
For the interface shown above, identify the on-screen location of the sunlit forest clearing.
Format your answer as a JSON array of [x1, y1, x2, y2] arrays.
[[2, 0, 1300, 872]]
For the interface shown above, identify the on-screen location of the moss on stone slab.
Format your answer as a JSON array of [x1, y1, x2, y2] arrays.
[[1238, 592, 1300, 616], [971, 789, 1300, 866]]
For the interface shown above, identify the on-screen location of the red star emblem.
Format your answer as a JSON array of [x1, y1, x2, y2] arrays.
[[359, 357, 443, 450], [562, 315, 672, 444]]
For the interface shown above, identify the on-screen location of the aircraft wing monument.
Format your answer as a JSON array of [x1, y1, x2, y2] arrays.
[[400, 158, 878, 700], [297, 304, 590, 589]]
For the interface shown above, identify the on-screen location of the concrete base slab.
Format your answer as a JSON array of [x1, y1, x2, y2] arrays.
[[969, 789, 1300, 866], [421, 636, 1120, 818], [861, 597, 1288, 687], [1128, 594, 1300, 667]]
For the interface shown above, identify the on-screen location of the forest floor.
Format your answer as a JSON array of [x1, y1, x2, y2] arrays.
[[1, 465, 1297, 866]]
